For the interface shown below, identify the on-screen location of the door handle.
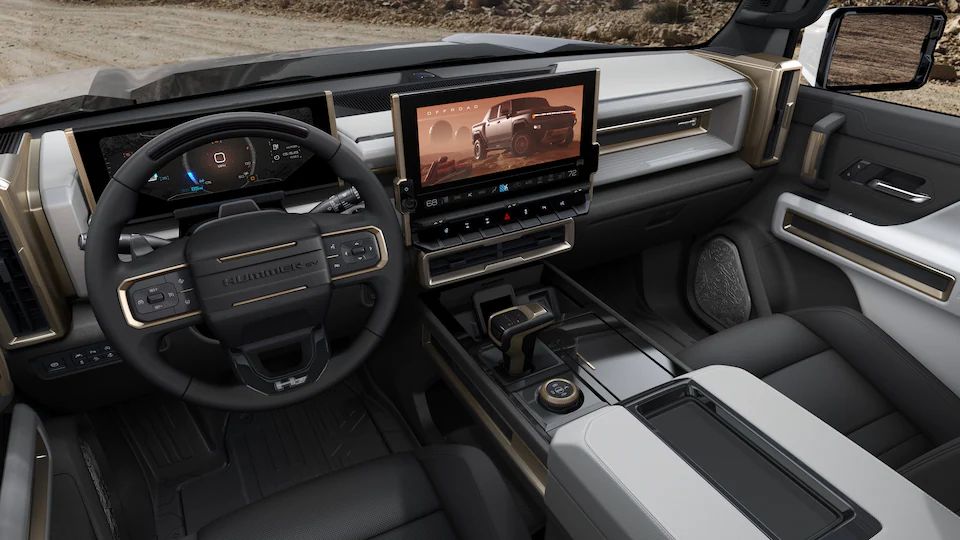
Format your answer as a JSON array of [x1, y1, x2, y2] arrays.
[[867, 179, 931, 204], [801, 112, 846, 190]]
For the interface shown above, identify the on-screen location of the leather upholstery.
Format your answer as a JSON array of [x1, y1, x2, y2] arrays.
[[195, 445, 529, 540], [900, 437, 960, 513], [679, 307, 960, 470]]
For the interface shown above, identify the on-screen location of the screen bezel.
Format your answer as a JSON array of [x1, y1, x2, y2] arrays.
[[393, 70, 599, 199], [73, 93, 338, 221]]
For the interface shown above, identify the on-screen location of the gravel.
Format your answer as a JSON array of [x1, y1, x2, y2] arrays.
[[0, 0, 446, 87]]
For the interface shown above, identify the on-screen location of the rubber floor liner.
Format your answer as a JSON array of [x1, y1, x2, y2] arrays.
[[179, 377, 415, 533], [109, 375, 415, 538]]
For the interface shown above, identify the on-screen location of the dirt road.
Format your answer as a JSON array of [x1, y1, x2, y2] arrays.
[[0, 0, 441, 87]]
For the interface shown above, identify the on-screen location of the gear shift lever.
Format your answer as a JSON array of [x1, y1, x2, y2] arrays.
[[487, 302, 555, 377]]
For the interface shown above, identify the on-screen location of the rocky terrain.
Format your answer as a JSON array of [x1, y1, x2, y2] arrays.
[[63, 0, 741, 47]]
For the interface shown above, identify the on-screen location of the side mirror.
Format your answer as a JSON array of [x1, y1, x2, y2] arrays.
[[799, 6, 945, 92]]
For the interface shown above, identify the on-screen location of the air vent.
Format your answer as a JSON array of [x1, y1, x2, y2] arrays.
[[0, 219, 49, 336], [334, 69, 553, 117], [762, 69, 799, 162], [0, 132, 22, 155], [420, 220, 573, 287]]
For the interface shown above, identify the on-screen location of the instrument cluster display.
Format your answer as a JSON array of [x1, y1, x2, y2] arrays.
[[100, 134, 311, 202], [98, 107, 313, 202]]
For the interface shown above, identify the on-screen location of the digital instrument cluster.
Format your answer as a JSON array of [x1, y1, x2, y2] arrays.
[[100, 135, 311, 202], [74, 96, 337, 218]]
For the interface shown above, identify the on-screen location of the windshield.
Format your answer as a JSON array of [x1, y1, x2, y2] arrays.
[[0, 0, 736, 88]]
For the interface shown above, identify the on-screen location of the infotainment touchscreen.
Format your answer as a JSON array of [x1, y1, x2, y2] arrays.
[[415, 86, 584, 188], [392, 70, 599, 214]]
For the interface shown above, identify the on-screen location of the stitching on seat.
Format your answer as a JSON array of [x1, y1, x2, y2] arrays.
[[844, 409, 900, 439], [899, 437, 960, 474], [787, 306, 960, 434], [757, 346, 830, 381], [875, 432, 927, 463]]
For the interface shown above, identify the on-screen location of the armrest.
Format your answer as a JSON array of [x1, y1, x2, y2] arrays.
[[546, 366, 960, 539]]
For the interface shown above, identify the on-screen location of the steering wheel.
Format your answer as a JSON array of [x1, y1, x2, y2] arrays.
[[85, 112, 404, 411]]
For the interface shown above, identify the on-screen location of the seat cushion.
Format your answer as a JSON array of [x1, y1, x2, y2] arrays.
[[678, 306, 960, 469], [196, 445, 528, 540]]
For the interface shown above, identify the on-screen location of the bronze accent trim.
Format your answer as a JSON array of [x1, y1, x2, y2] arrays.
[[324, 91, 347, 189], [800, 130, 826, 179], [217, 241, 297, 262], [322, 225, 389, 281], [29, 432, 50, 540], [694, 51, 801, 167], [485, 304, 547, 348], [117, 264, 201, 329], [63, 128, 96, 211], [575, 352, 596, 371], [25, 139, 74, 296], [782, 210, 956, 301], [424, 336, 548, 495], [324, 90, 338, 140], [390, 93, 407, 189], [537, 377, 581, 410], [0, 349, 12, 397], [418, 219, 574, 288], [0, 134, 72, 348], [598, 109, 712, 156], [232, 286, 307, 307]]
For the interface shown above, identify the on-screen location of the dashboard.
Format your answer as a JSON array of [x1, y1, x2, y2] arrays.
[[0, 47, 782, 395]]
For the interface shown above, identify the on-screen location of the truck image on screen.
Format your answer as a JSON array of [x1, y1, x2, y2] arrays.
[[472, 97, 577, 160]]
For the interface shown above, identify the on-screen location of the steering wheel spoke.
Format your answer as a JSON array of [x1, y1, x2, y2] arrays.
[[309, 211, 392, 289], [112, 238, 203, 331], [227, 327, 331, 395]]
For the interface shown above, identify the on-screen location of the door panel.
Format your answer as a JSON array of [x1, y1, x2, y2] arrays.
[[767, 85, 960, 397], [0, 404, 51, 540], [782, 87, 960, 224]]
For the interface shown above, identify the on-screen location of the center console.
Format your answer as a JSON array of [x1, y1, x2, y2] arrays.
[[420, 263, 960, 539], [421, 263, 686, 491], [391, 71, 600, 288]]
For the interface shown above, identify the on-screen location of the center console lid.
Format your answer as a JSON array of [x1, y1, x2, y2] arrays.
[[546, 366, 960, 539]]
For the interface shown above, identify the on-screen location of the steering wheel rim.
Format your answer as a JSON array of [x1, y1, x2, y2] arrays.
[[85, 112, 404, 411]]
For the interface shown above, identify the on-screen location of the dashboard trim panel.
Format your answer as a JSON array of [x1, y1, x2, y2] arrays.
[[63, 128, 97, 211], [0, 134, 72, 348]]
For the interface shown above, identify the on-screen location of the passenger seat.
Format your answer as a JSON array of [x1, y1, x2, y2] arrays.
[[678, 306, 960, 513]]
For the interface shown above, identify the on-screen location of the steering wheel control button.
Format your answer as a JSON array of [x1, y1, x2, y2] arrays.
[[324, 230, 382, 278], [537, 378, 582, 414], [164, 269, 194, 291]]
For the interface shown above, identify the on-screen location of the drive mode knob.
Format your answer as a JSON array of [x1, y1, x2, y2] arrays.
[[537, 378, 582, 413]]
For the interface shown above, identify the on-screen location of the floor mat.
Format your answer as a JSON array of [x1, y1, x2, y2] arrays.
[[109, 374, 416, 538]]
